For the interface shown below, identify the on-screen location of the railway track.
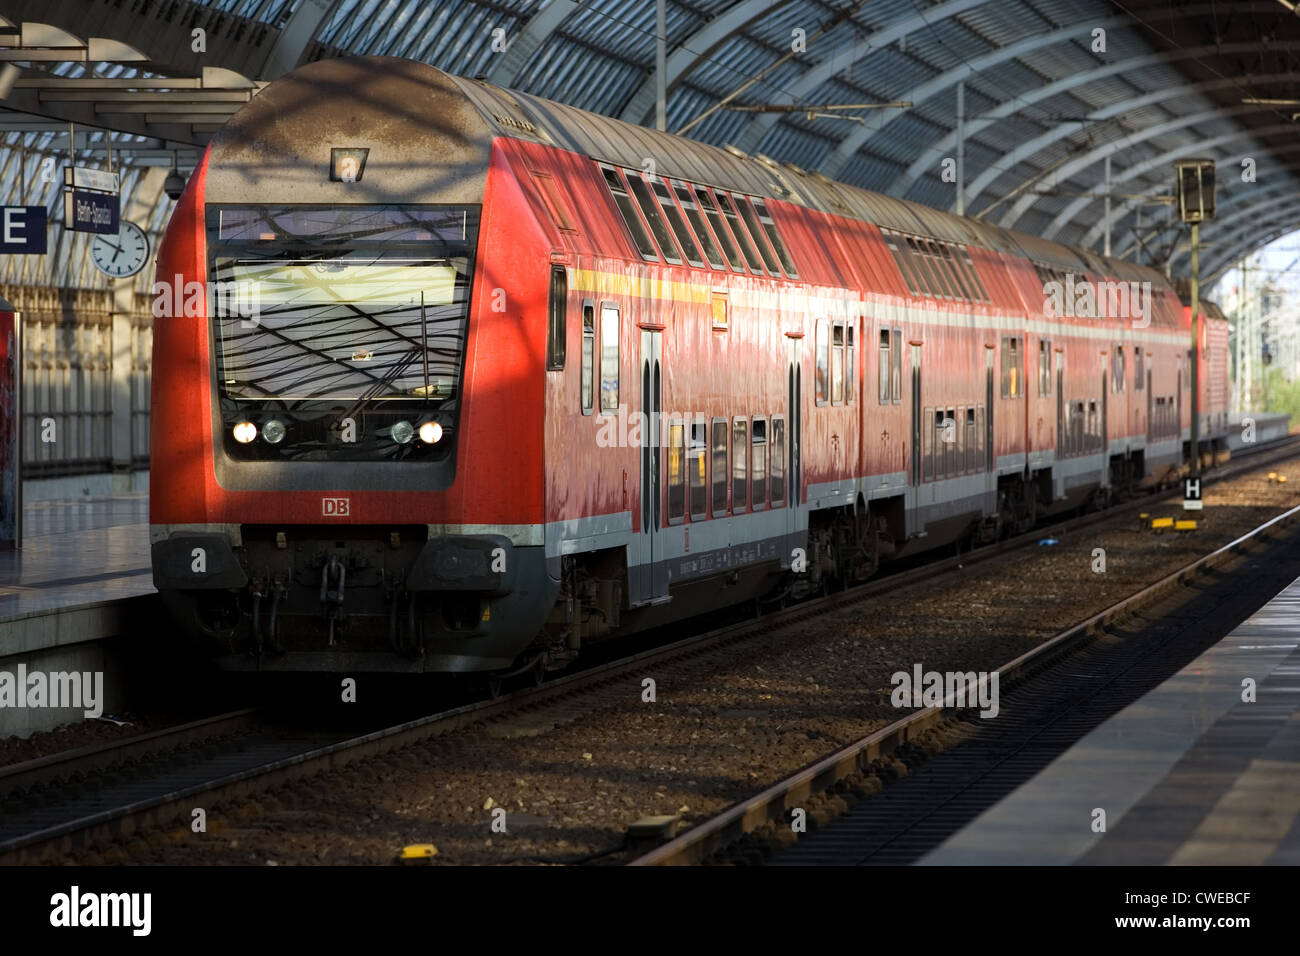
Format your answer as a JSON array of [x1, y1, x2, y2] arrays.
[[630, 480, 1300, 865], [4, 435, 1297, 865]]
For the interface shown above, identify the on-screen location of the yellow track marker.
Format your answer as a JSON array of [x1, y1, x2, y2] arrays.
[[1151, 517, 1174, 530], [398, 844, 438, 864], [1175, 520, 1197, 531]]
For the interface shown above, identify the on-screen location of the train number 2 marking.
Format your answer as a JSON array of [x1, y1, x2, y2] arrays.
[[322, 497, 351, 517]]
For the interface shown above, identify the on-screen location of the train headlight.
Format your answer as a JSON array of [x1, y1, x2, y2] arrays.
[[391, 420, 414, 444], [262, 419, 286, 444], [233, 421, 257, 444], [418, 421, 443, 444]]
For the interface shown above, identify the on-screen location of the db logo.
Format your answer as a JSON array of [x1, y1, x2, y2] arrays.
[[322, 497, 350, 517]]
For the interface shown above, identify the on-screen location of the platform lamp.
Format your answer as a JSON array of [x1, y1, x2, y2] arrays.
[[1175, 158, 1215, 489]]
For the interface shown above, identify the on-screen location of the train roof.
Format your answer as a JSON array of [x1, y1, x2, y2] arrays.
[[214, 56, 1177, 296], [446, 60, 1175, 292]]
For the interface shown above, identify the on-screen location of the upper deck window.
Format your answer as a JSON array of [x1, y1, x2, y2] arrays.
[[714, 190, 765, 273], [672, 182, 725, 269], [650, 178, 703, 267], [624, 170, 682, 264], [601, 166, 659, 261], [751, 198, 798, 278]]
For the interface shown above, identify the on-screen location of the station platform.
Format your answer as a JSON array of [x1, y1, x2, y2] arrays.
[[1, 493, 152, 621], [0, 494, 153, 737], [922, 570, 1300, 866]]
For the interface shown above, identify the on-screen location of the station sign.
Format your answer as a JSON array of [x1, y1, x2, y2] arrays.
[[1183, 476, 1203, 510], [64, 166, 119, 193], [0, 206, 47, 254], [64, 189, 118, 235], [62, 166, 120, 234]]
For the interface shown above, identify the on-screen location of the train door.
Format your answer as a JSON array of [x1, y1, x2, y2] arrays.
[[910, 344, 922, 485], [638, 328, 668, 603], [985, 346, 995, 472], [1055, 351, 1064, 454], [1101, 353, 1109, 485], [1177, 356, 1183, 441], [786, 335, 801, 539], [1146, 363, 1153, 443]]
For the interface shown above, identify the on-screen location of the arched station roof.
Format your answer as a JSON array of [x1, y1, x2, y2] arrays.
[[1, 0, 1296, 289]]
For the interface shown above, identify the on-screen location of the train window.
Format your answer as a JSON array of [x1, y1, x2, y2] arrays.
[[939, 243, 972, 301], [816, 320, 829, 406], [668, 422, 685, 523], [712, 290, 728, 330], [1135, 347, 1144, 390], [651, 178, 703, 268], [935, 409, 948, 479], [892, 328, 902, 404], [965, 407, 976, 472], [831, 323, 845, 404], [1113, 347, 1126, 393], [899, 235, 930, 297], [951, 245, 984, 303], [903, 236, 937, 296], [878, 330, 891, 404], [751, 198, 799, 278], [1038, 339, 1051, 396], [547, 266, 566, 371], [695, 188, 745, 271], [715, 191, 765, 273], [771, 417, 785, 505], [923, 406, 934, 482], [711, 418, 728, 516], [625, 171, 682, 264], [601, 166, 659, 261], [917, 238, 949, 297], [673, 182, 725, 269], [955, 406, 965, 474], [959, 247, 990, 302], [732, 418, 748, 513], [599, 303, 619, 412], [945, 407, 956, 477], [581, 301, 595, 414], [881, 230, 921, 296], [689, 421, 707, 521], [1001, 336, 1021, 399], [846, 324, 856, 403], [751, 418, 768, 509], [977, 405, 986, 469], [735, 196, 782, 275], [923, 239, 959, 299]]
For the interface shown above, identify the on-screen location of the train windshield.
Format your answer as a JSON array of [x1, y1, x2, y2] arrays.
[[205, 204, 478, 461]]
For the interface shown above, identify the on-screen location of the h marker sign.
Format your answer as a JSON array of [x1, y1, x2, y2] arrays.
[[1183, 477, 1203, 511]]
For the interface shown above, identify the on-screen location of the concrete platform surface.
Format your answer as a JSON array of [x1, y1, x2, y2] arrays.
[[922, 571, 1300, 866]]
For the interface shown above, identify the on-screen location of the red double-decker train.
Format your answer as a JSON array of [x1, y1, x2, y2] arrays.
[[149, 56, 1230, 676]]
